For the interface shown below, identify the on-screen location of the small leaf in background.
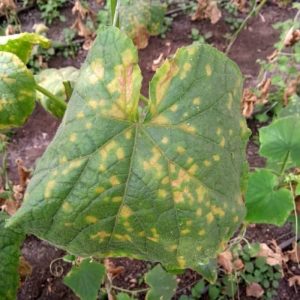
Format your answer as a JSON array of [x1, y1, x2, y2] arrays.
[[259, 116, 300, 171], [145, 265, 177, 300], [0, 51, 36, 129], [119, 0, 166, 49], [116, 293, 134, 300], [0, 212, 25, 300], [279, 95, 300, 118], [245, 169, 294, 226], [208, 285, 220, 300], [63, 259, 105, 300], [0, 33, 51, 64], [35, 67, 79, 118]]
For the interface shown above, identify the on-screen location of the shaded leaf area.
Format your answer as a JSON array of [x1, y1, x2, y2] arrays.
[[0, 212, 24, 300], [63, 259, 105, 300], [279, 95, 300, 118], [0, 51, 36, 129], [8, 27, 248, 274], [0, 33, 51, 64], [35, 67, 79, 118], [145, 264, 177, 300], [119, 0, 166, 49], [245, 169, 294, 226]]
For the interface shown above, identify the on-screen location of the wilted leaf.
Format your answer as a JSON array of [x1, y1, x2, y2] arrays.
[[259, 116, 300, 170], [64, 259, 105, 300], [8, 27, 247, 273], [0, 33, 51, 64], [35, 67, 79, 118], [217, 251, 233, 274], [145, 265, 177, 300], [119, 0, 166, 49], [192, 0, 221, 24], [288, 275, 300, 286], [0, 51, 36, 129], [257, 242, 284, 267], [245, 169, 294, 226], [246, 282, 264, 298], [0, 212, 24, 300]]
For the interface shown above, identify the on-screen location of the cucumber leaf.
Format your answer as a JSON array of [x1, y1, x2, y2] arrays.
[[8, 27, 248, 274], [0, 51, 36, 129]]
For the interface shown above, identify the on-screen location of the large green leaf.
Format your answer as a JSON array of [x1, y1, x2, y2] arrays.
[[145, 265, 177, 300], [245, 169, 294, 226], [0, 51, 36, 129], [0, 33, 51, 64], [119, 0, 166, 49], [63, 259, 105, 300], [8, 27, 248, 273], [35, 67, 79, 118], [0, 212, 24, 300], [259, 116, 300, 171]]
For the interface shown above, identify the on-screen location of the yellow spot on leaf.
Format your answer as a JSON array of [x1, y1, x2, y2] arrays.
[[88, 100, 98, 109], [180, 63, 191, 79], [227, 93, 233, 110], [234, 216, 239, 223], [193, 97, 201, 105], [62, 202, 72, 212], [110, 176, 120, 185], [161, 177, 169, 185], [198, 229, 205, 236], [95, 186, 105, 194], [207, 212, 214, 224], [86, 215, 97, 224], [176, 146, 186, 154], [91, 231, 110, 240], [158, 189, 168, 198], [125, 130, 132, 140], [181, 228, 190, 235], [216, 128, 222, 135], [116, 148, 125, 160], [179, 123, 196, 134], [99, 164, 106, 172], [151, 115, 169, 125], [220, 137, 225, 148], [44, 180, 55, 198], [112, 196, 122, 203], [177, 256, 186, 269], [161, 136, 169, 144], [69, 133, 77, 142], [211, 205, 225, 217], [204, 160, 211, 167], [122, 49, 134, 66], [90, 58, 104, 80], [196, 208, 202, 216], [120, 205, 133, 218], [85, 122, 92, 129], [76, 111, 84, 119], [213, 155, 220, 161], [189, 164, 198, 174], [205, 64, 212, 76], [196, 246, 202, 251], [60, 156, 67, 164], [170, 104, 178, 112]]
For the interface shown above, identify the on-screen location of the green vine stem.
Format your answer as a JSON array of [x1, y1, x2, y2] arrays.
[[35, 83, 67, 114], [140, 94, 149, 104], [111, 0, 120, 28], [226, 0, 267, 54]]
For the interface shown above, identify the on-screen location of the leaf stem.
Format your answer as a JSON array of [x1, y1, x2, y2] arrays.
[[111, 0, 120, 28], [35, 83, 67, 114], [140, 94, 149, 104], [289, 182, 300, 266], [226, 0, 267, 54], [111, 285, 149, 294]]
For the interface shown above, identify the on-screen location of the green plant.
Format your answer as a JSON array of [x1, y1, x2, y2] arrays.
[[189, 28, 212, 43], [37, 0, 67, 25], [6, 23, 248, 286]]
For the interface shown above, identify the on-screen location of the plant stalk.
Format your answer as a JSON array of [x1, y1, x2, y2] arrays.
[[35, 83, 67, 113]]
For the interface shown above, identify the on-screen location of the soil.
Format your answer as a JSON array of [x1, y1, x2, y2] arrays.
[[1, 1, 300, 299]]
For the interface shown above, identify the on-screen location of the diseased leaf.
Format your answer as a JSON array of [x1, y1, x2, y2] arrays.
[[35, 67, 79, 118], [259, 116, 300, 171], [119, 0, 166, 49], [63, 259, 105, 300], [8, 27, 248, 273], [0, 212, 24, 300], [145, 265, 177, 300], [245, 169, 294, 226], [0, 51, 36, 129], [0, 33, 51, 64]]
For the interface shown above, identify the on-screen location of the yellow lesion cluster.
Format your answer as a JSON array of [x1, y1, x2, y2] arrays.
[[147, 227, 160, 243], [88, 58, 104, 84], [142, 146, 164, 177], [90, 231, 110, 240], [180, 63, 191, 80], [44, 180, 56, 198], [62, 160, 83, 175]]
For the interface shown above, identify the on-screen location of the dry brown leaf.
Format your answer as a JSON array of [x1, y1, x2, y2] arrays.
[[132, 26, 149, 49], [217, 250, 233, 274], [19, 256, 32, 284], [246, 282, 264, 298], [192, 0, 222, 24], [0, 0, 16, 13], [231, 0, 247, 12], [16, 158, 30, 189], [71, 17, 93, 39], [257, 242, 284, 267], [233, 258, 244, 271], [242, 89, 257, 117], [1, 199, 19, 216], [284, 28, 300, 47], [104, 258, 125, 279], [286, 242, 300, 263], [284, 76, 300, 106], [72, 0, 89, 19], [288, 275, 300, 287]]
